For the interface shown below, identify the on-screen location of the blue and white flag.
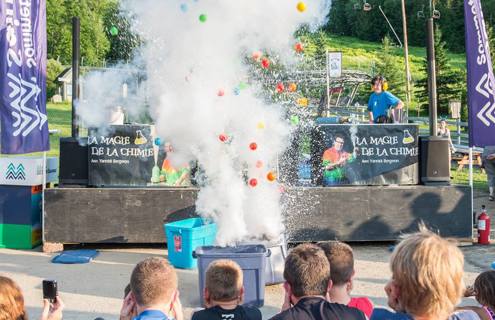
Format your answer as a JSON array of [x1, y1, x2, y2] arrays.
[[464, 0, 495, 147], [0, 0, 49, 154]]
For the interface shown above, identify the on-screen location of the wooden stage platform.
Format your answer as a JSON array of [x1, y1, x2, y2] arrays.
[[44, 185, 472, 247]]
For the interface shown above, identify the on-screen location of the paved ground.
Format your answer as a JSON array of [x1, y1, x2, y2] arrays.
[[0, 188, 493, 320], [1, 242, 493, 320]]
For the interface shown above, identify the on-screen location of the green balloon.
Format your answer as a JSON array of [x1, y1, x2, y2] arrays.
[[290, 115, 300, 125], [109, 26, 119, 36], [199, 14, 207, 23], [238, 82, 248, 90]]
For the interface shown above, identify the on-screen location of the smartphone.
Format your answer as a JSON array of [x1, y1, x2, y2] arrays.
[[42, 280, 58, 302]]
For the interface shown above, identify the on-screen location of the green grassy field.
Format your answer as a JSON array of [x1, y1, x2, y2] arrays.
[[45, 102, 487, 189]]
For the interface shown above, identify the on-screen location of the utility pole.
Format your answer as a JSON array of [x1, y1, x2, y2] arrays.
[[401, 0, 412, 118]]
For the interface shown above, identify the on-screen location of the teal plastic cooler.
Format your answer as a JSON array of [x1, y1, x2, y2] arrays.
[[164, 218, 217, 269]]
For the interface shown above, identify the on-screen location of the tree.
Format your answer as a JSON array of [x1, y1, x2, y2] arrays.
[[415, 25, 464, 115], [46, 59, 64, 99], [375, 36, 406, 100], [46, 0, 111, 66]]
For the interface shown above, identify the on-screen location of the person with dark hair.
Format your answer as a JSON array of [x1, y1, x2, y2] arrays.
[[322, 134, 356, 185], [119, 257, 183, 320], [368, 75, 403, 124], [460, 271, 495, 320], [317, 241, 374, 318], [270, 243, 366, 320]]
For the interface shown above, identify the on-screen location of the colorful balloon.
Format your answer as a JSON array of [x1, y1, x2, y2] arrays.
[[267, 171, 276, 182], [294, 42, 304, 53], [257, 122, 265, 129], [491, 261, 495, 269], [233, 87, 241, 95], [296, 2, 307, 12], [288, 83, 297, 92], [249, 178, 258, 187], [255, 160, 263, 168], [297, 97, 309, 107], [219, 134, 228, 142], [199, 14, 207, 22], [180, 3, 188, 12], [238, 81, 249, 90], [261, 58, 270, 69], [276, 83, 285, 93], [249, 142, 258, 151], [109, 26, 119, 36], [154, 137, 164, 146], [290, 115, 300, 125], [252, 51, 262, 61], [217, 89, 225, 97]]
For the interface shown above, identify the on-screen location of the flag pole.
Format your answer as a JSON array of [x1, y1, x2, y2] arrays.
[[469, 147, 474, 235], [42, 151, 47, 245]]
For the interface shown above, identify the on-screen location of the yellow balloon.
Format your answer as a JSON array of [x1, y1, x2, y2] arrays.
[[297, 2, 306, 12], [297, 97, 308, 107], [257, 122, 265, 129]]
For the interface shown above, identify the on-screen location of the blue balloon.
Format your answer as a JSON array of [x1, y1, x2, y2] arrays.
[[180, 3, 188, 12], [233, 87, 241, 96], [154, 137, 164, 146]]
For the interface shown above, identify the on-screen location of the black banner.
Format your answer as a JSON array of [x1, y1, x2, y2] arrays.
[[312, 124, 419, 186], [88, 125, 155, 186]]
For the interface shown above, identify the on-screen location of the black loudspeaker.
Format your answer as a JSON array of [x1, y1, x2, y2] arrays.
[[59, 137, 88, 186], [419, 136, 450, 185]]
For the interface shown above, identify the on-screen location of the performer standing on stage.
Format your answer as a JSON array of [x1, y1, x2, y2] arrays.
[[368, 75, 404, 124]]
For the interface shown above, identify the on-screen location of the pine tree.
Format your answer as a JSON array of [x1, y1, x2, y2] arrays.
[[415, 25, 463, 116]]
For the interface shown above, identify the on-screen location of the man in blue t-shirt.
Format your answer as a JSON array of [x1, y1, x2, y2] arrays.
[[368, 75, 403, 124]]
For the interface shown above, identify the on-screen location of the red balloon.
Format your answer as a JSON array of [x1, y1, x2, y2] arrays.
[[276, 83, 285, 93], [255, 160, 263, 168], [219, 134, 228, 142], [249, 142, 258, 150], [249, 178, 258, 187], [217, 89, 225, 97], [261, 58, 270, 69], [294, 42, 304, 53]]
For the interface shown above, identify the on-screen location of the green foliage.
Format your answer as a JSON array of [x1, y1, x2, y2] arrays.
[[324, 0, 495, 54], [46, 59, 64, 99], [415, 25, 464, 115], [102, 1, 141, 63], [47, 0, 111, 66], [375, 36, 406, 101]]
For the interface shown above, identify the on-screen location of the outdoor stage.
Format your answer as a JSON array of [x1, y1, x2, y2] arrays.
[[43, 184, 472, 248]]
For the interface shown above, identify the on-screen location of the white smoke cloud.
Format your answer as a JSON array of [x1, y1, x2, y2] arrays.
[[79, 0, 331, 245]]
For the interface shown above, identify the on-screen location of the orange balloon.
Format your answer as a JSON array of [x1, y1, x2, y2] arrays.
[[288, 83, 297, 92], [267, 171, 276, 182]]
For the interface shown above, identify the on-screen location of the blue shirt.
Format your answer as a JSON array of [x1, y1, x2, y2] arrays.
[[133, 310, 170, 320], [368, 91, 400, 121], [370, 308, 412, 320]]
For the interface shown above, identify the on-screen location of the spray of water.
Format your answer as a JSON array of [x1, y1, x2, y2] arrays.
[[79, 0, 331, 245]]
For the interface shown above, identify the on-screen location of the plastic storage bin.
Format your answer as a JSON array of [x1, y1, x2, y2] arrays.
[[194, 245, 267, 307], [164, 218, 217, 269]]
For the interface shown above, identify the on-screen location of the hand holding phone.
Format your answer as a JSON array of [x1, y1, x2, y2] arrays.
[[42, 280, 58, 302]]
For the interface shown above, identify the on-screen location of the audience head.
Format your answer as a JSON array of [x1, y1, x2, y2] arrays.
[[130, 257, 178, 308], [386, 226, 464, 319], [473, 270, 495, 308], [283, 243, 331, 298], [0, 276, 27, 320], [204, 259, 244, 304], [318, 241, 354, 286]]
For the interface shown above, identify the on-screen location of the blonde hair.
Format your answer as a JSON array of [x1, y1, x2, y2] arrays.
[[390, 226, 464, 319], [0, 276, 28, 320], [130, 257, 178, 307], [205, 259, 243, 302]]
